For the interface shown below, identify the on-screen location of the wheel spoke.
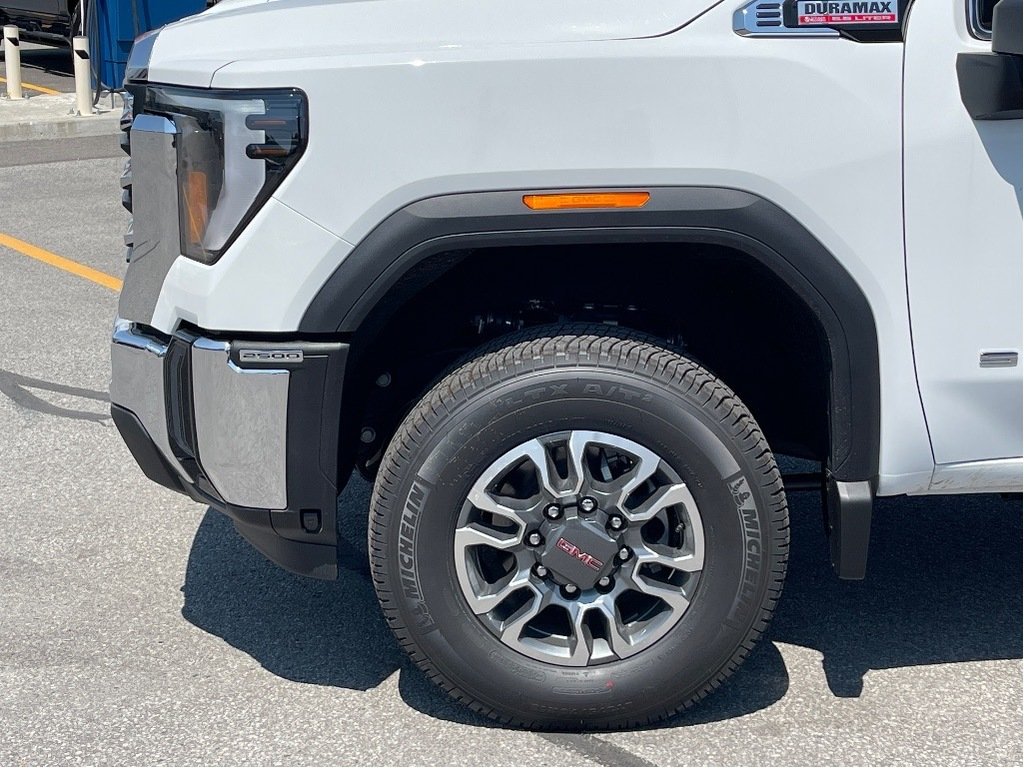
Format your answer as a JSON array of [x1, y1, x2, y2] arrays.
[[565, 602, 595, 665], [519, 438, 564, 499], [466, 484, 529, 530], [465, 567, 533, 615], [633, 542, 704, 574], [566, 431, 592, 496], [624, 481, 694, 523], [598, 436, 662, 498], [605, 607, 636, 660], [499, 587, 547, 643], [630, 569, 690, 613], [581, 594, 637, 661], [454, 522, 520, 551], [473, 437, 567, 503], [566, 430, 627, 496]]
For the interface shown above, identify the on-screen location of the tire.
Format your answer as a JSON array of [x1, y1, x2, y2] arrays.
[[369, 325, 789, 730]]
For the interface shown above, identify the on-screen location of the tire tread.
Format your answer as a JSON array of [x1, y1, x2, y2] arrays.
[[369, 324, 789, 730]]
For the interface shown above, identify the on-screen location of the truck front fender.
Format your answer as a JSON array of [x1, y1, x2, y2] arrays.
[[300, 186, 880, 483]]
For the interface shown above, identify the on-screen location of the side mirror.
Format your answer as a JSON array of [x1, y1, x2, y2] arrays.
[[957, 0, 1023, 120]]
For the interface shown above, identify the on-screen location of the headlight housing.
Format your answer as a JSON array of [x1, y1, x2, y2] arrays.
[[142, 86, 308, 265]]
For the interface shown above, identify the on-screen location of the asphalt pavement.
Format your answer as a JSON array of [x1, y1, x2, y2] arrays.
[[0, 136, 1020, 766]]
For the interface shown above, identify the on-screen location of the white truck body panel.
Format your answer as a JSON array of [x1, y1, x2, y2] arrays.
[[139, 0, 1021, 496], [903, 0, 1023, 470], [148, 0, 714, 88]]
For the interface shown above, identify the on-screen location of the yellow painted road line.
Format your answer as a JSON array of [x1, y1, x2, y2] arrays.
[[0, 232, 122, 292], [0, 75, 62, 96]]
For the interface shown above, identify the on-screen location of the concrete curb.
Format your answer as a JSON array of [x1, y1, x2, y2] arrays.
[[0, 93, 120, 142]]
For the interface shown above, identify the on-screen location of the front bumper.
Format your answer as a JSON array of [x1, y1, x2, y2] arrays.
[[110, 318, 347, 579]]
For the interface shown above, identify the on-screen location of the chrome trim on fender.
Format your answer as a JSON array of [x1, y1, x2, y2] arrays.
[[132, 114, 176, 135], [125, 28, 159, 84], [967, 0, 993, 39], [733, 0, 840, 36], [117, 114, 181, 326], [980, 350, 1019, 368], [112, 317, 168, 356], [191, 338, 290, 510]]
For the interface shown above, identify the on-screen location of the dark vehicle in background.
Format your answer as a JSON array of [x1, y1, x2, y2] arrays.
[[0, 1, 79, 42], [2, 0, 215, 92], [0, 0, 217, 45]]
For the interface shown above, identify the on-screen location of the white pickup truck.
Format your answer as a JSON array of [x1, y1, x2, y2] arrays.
[[110, 0, 1022, 729]]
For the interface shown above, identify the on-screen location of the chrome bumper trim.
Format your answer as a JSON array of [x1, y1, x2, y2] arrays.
[[110, 319, 187, 478], [191, 338, 290, 510], [110, 319, 291, 510]]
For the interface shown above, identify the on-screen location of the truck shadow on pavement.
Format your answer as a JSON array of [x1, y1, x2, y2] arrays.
[[180, 482, 1021, 729], [0, 369, 110, 424]]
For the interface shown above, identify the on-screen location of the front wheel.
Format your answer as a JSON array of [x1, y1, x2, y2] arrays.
[[369, 327, 789, 729]]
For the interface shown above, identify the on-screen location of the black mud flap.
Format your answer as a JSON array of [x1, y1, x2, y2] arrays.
[[825, 475, 874, 579]]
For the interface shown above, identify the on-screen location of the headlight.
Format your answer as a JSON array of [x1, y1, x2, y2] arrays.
[[142, 86, 308, 264]]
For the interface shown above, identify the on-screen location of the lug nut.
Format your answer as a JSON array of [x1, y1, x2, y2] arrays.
[[533, 564, 549, 578], [526, 531, 544, 547], [608, 515, 625, 531], [597, 576, 612, 588], [579, 497, 597, 513], [618, 546, 632, 561], [563, 583, 579, 596], [544, 504, 563, 520]]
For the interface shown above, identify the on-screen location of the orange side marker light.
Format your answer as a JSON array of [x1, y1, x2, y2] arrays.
[[522, 191, 651, 210], [183, 170, 210, 246]]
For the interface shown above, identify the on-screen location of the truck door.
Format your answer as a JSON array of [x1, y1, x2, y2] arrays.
[[903, 0, 1023, 476]]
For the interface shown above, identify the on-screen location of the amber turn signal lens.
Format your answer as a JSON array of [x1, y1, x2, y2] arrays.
[[182, 170, 210, 246], [522, 191, 650, 210]]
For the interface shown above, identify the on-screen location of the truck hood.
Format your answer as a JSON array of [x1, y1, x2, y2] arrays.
[[147, 0, 713, 86]]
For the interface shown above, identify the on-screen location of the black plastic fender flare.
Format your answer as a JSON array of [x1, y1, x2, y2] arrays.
[[300, 187, 880, 483]]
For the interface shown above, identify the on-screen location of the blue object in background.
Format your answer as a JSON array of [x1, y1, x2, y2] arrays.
[[87, 0, 206, 91]]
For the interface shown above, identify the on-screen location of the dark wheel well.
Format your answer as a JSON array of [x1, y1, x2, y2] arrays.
[[341, 241, 832, 480], [305, 187, 880, 484]]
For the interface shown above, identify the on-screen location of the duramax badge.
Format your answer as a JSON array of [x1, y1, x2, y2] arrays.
[[783, 0, 905, 38]]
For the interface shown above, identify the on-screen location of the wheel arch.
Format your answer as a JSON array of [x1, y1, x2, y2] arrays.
[[300, 186, 880, 483]]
